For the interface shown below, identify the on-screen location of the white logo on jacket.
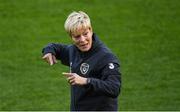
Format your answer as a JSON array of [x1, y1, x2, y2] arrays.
[[80, 63, 89, 75], [109, 63, 115, 69]]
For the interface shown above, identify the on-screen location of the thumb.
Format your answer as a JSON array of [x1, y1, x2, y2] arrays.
[[42, 53, 51, 59], [42, 55, 47, 59]]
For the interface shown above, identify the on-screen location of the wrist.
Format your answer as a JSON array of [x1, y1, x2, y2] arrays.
[[81, 78, 88, 85]]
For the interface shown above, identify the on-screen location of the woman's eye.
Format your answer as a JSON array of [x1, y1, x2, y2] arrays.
[[74, 35, 80, 39], [83, 32, 88, 36]]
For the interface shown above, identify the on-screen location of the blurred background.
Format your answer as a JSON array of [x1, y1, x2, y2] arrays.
[[0, 0, 179, 110]]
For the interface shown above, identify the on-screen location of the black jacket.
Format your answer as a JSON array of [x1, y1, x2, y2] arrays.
[[42, 33, 121, 111]]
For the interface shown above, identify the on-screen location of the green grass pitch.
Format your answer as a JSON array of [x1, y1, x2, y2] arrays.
[[0, 0, 179, 110]]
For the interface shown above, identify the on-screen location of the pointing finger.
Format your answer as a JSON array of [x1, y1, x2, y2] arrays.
[[48, 55, 54, 65], [62, 72, 73, 77]]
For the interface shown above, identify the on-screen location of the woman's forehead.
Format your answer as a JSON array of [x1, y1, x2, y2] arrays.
[[71, 27, 90, 36]]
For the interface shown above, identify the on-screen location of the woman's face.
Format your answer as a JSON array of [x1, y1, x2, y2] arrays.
[[71, 28, 93, 52]]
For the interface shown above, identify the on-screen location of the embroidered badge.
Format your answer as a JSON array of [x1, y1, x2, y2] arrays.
[[109, 63, 114, 69], [80, 63, 89, 75]]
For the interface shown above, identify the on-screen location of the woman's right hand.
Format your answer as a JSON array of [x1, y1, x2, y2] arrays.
[[42, 53, 57, 66]]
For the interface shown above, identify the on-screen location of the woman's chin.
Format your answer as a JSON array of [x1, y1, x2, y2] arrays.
[[79, 47, 91, 52]]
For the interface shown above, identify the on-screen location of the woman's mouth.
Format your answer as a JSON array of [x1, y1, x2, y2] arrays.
[[77, 42, 92, 52], [80, 43, 88, 48]]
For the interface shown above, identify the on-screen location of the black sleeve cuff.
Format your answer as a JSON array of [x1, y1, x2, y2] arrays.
[[87, 78, 91, 84]]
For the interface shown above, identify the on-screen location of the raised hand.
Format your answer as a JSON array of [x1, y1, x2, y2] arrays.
[[63, 72, 87, 85], [42, 53, 57, 65]]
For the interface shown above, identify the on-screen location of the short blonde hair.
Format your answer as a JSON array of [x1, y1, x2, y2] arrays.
[[64, 11, 92, 36]]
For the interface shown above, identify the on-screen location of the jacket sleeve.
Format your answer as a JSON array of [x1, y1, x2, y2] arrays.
[[88, 63, 121, 98], [42, 43, 70, 66]]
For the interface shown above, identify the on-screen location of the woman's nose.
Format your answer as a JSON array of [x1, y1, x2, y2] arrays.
[[79, 35, 86, 42]]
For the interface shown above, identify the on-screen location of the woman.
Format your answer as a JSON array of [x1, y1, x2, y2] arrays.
[[42, 11, 121, 111]]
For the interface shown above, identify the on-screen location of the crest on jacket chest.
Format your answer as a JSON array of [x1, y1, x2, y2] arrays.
[[80, 63, 89, 75]]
